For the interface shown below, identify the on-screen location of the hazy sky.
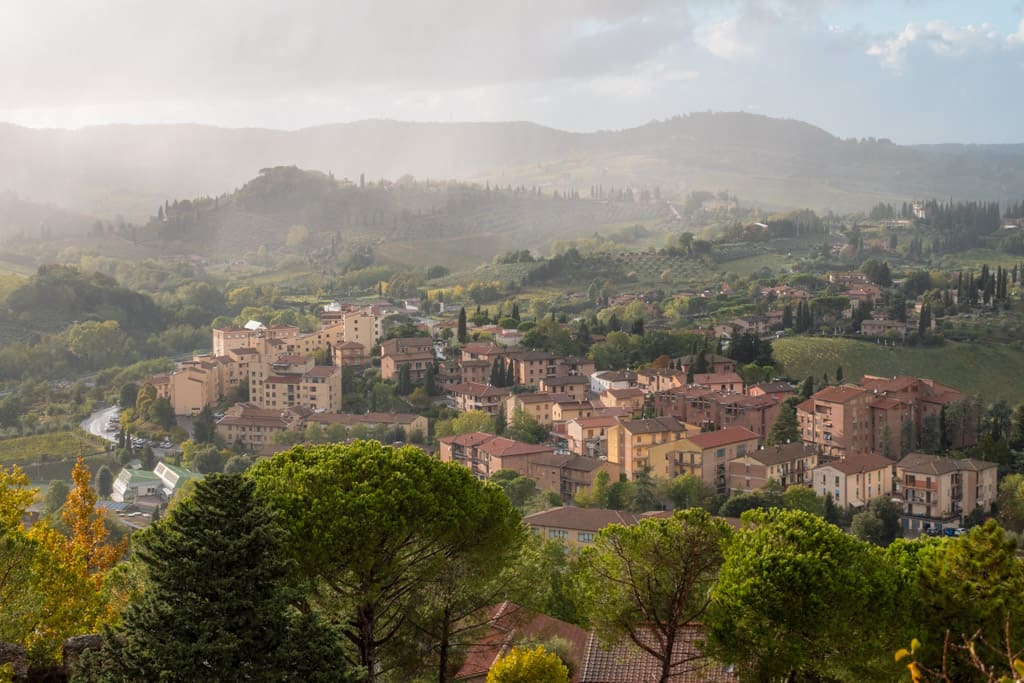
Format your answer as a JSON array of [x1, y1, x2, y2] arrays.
[[2, 0, 1023, 143]]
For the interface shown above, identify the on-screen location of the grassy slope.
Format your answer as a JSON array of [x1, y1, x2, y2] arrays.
[[0, 430, 109, 466], [773, 337, 1024, 406]]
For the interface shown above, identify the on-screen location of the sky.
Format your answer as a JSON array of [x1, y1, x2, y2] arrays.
[[1, 0, 1023, 143]]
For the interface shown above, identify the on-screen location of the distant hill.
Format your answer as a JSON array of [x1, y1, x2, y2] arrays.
[[129, 167, 671, 267], [2, 113, 1023, 222]]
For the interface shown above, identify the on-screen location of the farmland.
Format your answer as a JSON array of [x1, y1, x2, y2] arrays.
[[773, 336, 1024, 405]]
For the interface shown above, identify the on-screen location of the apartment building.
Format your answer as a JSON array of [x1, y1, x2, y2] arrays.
[[438, 432, 554, 479], [249, 355, 342, 412], [212, 322, 301, 356], [538, 376, 590, 402], [812, 454, 894, 508], [728, 442, 819, 493], [380, 337, 435, 382], [446, 382, 514, 415], [565, 415, 619, 457], [215, 402, 309, 451], [895, 452, 997, 535], [606, 417, 689, 479], [646, 427, 760, 493], [796, 385, 874, 458], [528, 453, 621, 503]]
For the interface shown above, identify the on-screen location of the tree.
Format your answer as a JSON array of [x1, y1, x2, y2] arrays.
[[118, 383, 138, 411], [850, 497, 903, 546], [765, 396, 800, 446], [780, 485, 823, 516], [507, 409, 547, 444], [250, 441, 525, 682], [63, 456, 125, 581], [909, 521, 1024, 679], [705, 508, 899, 682], [192, 405, 216, 444], [486, 646, 568, 683], [396, 364, 412, 395], [457, 307, 468, 344], [43, 479, 70, 514], [96, 466, 114, 499], [798, 375, 814, 400], [660, 474, 714, 511], [151, 397, 176, 430], [573, 509, 733, 683], [490, 469, 538, 509], [75, 474, 355, 682], [435, 410, 495, 438]]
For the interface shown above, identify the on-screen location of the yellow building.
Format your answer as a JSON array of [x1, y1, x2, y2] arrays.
[[646, 427, 759, 494]]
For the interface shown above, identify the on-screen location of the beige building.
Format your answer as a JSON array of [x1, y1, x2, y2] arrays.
[[380, 337, 435, 383], [797, 385, 874, 458], [606, 417, 689, 479], [438, 432, 553, 480], [647, 427, 759, 493], [812, 454, 894, 508], [250, 355, 342, 412], [527, 453, 621, 503], [895, 452, 998, 535], [446, 382, 513, 415], [565, 415, 619, 457], [523, 507, 644, 549], [215, 402, 309, 451], [506, 392, 557, 427], [212, 323, 301, 356], [728, 442, 819, 493]]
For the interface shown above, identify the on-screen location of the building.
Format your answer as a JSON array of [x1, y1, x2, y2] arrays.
[[895, 452, 998, 535], [306, 411, 429, 439], [447, 382, 514, 415], [677, 353, 736, 375], [590, 370, 637, 395], [212, 322, 301, 356], [606, 417, 689, 479], [506, 392, 558, 427], [523, 507, 644, 549], [796, 385, 874, 458], [380, 337, 436, 383], [647, 427, 760, 493], [215, 402, 309, 451], [598, 388, 646, 416], [538, 376, 590, 402], [113, 462, 202, 503], [728, 442, 819, 493], [812, 454, 894, 508], [251, 356, 343, 413], [691, 372, 745, 394], [438, 432, 554, 479], [527, 454, 621, 503], [566, 416, 619, 457]]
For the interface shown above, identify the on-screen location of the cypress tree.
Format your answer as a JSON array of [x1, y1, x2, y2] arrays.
[[457, 307, 467, 344]]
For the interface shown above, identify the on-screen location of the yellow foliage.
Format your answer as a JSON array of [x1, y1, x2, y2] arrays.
[[0, 464, 35, 528], [487, 645, 569, 683]]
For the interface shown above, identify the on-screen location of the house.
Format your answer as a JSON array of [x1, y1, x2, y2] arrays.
[[506, 392, 558, 427], [565, 415, 619, 457], [111, 468, 162, 503], [551, 399, 598, 424], [447, 382, 514, 415], [727, 442, 819, 493], [510, 350, 560, 384], [677, 353, 735, 376], [606, 417, 689, 479], [895, 452, 998, 535], [579, 626, 737, 683], [523, 507, 643, 549], [746, 381, 794, 399], [636, 367, 685, 393], [538, 376, 590, 402], [438, 432, 553, 479], [812, 454, 894, 508], [860, 316, 911, 339], [646, 427, 760, 493], [215, 402, 309, 451], [454, 603, 589, 682], [691, 372, 744, 394], [333, 340, 367, 367], [598, 388, 646, 416], [590, 370, 637, 395], [527, 454, 621, 503], [380, 337, 435, 383]]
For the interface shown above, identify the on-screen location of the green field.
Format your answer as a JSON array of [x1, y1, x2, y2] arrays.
[[773, 337, 1024, 406], [0, 430, 110, 467]]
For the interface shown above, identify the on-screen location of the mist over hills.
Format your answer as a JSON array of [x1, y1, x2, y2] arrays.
[[1, 112, 1023, 229]]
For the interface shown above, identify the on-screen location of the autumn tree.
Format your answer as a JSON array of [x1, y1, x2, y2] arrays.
[[62, 455, 126, 581], [573, 509, 733, 683]]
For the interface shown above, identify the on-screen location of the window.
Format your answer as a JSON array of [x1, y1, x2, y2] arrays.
[[716, 448, 726, 458], [548, 529, 568, 540], [578, 532, 595, 543]]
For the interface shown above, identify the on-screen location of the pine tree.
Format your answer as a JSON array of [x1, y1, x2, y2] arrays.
[[505, 359, 516, 387], [76, 474, 353, 682]]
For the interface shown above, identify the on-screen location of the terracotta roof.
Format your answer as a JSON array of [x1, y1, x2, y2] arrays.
[[336, 341, 365, 349], [621, 417, 685, 434], [819, 454, 894, 475], [305, 366, 339, 378], [448, 382, 515, 398], [513, 392, 556, 404], [686, 427, 759, 449], [606, 388, 645, 399], [523, 507, 641, 532], [749, 381, 794, 395], [572, 416, 619, 429], [438, 431, 497, 447], [898, 452, 997, 475], [542, 376, 591, 386], [455, 603, 589, 682], [747, 442, 816, 467], [265, 375, 302, 384], [579, 626, 737, 682], [478, 437, 553, 458], [813, 385, 867, 403]]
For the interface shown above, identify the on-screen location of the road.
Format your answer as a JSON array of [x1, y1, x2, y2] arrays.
[[82, 405, 120, 443]]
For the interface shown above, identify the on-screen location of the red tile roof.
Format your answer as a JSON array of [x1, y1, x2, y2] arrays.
[[686, 427, 759, 449]]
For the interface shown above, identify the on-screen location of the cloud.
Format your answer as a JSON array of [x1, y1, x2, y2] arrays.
[[697, 17, 758, 60], [867, 20, 1004, 71], [1008, 18, 1024, 44]]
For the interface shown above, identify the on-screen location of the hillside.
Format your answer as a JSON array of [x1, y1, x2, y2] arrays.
[[130, 167, 672, 267], [773, 336, 1024, 405], [2, 113, 1023, 224]]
